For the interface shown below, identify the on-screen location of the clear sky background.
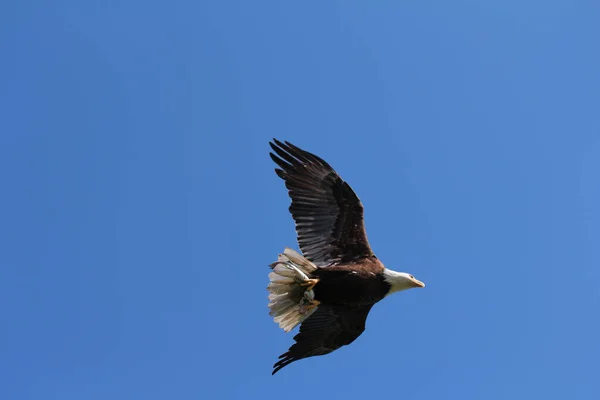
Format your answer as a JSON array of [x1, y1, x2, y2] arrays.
[[2, 1, 599, 399]]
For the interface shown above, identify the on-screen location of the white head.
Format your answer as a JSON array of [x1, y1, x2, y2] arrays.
[[382, 268, 425, 296]]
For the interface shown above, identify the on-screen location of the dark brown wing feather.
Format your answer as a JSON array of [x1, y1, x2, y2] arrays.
[[269, 139, 374, 265], [272, 304, 373, 375]]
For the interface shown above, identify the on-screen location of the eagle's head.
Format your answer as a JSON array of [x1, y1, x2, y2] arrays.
[[382, 269, 425, 295]]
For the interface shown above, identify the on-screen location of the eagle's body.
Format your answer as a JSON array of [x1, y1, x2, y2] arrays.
[[312, 259, 388, 307], [267, 140, 425, 375]]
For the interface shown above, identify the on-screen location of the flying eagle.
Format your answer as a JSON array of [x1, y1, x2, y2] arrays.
[[268, 139, 425, 375]]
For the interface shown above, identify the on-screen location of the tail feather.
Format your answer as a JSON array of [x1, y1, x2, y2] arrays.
[[268, 272, 294, 284], [267, 283, 293, 295], [267, 248, 320, 332]]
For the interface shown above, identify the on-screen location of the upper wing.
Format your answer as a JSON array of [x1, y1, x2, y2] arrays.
[[272, 304, 373, 375], [270, 139, 374, 265]]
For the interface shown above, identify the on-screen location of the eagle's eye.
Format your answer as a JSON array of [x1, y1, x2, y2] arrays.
[[409, 274, 414, 279]]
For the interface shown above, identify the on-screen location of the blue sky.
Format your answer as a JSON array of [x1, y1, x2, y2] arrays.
[[2, 1, 599, 399]]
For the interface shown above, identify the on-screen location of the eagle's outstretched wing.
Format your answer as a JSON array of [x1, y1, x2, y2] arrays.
[[272, 304, 373, 375], [270, 139, 374, 265]]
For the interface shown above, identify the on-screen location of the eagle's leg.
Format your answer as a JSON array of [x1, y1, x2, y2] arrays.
[[300, 278, 319, 291], [299, 299, 320, 315]]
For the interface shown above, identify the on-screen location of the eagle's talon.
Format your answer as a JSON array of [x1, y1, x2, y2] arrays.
[[300, 278, 319, 291]]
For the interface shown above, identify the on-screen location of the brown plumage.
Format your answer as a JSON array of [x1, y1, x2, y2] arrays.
[[269, 139, 374, 265]]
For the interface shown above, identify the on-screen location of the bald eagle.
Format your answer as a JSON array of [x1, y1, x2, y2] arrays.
[[268, 139, 425, 375], [267, 139, 425, 374]]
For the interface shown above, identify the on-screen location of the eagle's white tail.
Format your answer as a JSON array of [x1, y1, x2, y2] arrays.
[[268, 248, 320, 332]]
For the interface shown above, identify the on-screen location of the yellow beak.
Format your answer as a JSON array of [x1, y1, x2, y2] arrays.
[[411, 278, 425, 288]]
